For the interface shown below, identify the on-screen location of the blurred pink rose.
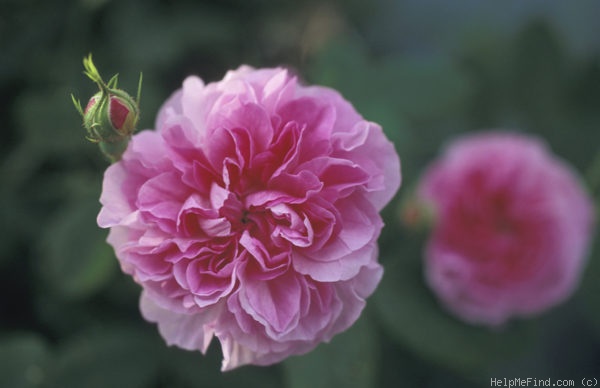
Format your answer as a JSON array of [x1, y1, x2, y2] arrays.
[[417, 132, 594, 326], [97, 66, 401, 370]]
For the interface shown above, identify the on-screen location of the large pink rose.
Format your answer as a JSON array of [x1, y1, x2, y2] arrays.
[[97, 66, 401, 370], [417, 132, 594, 326]]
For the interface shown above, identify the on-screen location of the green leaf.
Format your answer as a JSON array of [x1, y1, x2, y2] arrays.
[[0, 333, 49, 388], [37, 198, 116, 300], [373, 244, 534, 378], [48, 326, 161, 388], [283, 313, 379, 388]]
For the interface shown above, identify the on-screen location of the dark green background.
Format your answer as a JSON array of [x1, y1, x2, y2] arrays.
[[1, 0, 599, 387]]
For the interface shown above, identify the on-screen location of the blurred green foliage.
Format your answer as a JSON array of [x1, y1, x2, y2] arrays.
[[1, 0, 599, 387]]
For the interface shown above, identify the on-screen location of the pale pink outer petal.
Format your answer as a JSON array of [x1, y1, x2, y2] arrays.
[[140, 291, 218, 353], [155, 90, 183, 131], [97, 163, 131, 228], [219, 336, 259, 372], [348, 122, 401, 210]]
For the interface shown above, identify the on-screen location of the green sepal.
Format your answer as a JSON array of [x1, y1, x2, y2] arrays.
[[71, 94, 84, 116], [107, 74, 119, 89]]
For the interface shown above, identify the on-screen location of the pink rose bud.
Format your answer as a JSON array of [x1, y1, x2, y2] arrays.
[[83, 91, 139, 138], [416, 132, 595, 326], [72, 54, 142, 161]]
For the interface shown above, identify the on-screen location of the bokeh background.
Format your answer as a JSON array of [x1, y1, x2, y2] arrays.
[[1, 0, 599, 387]]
